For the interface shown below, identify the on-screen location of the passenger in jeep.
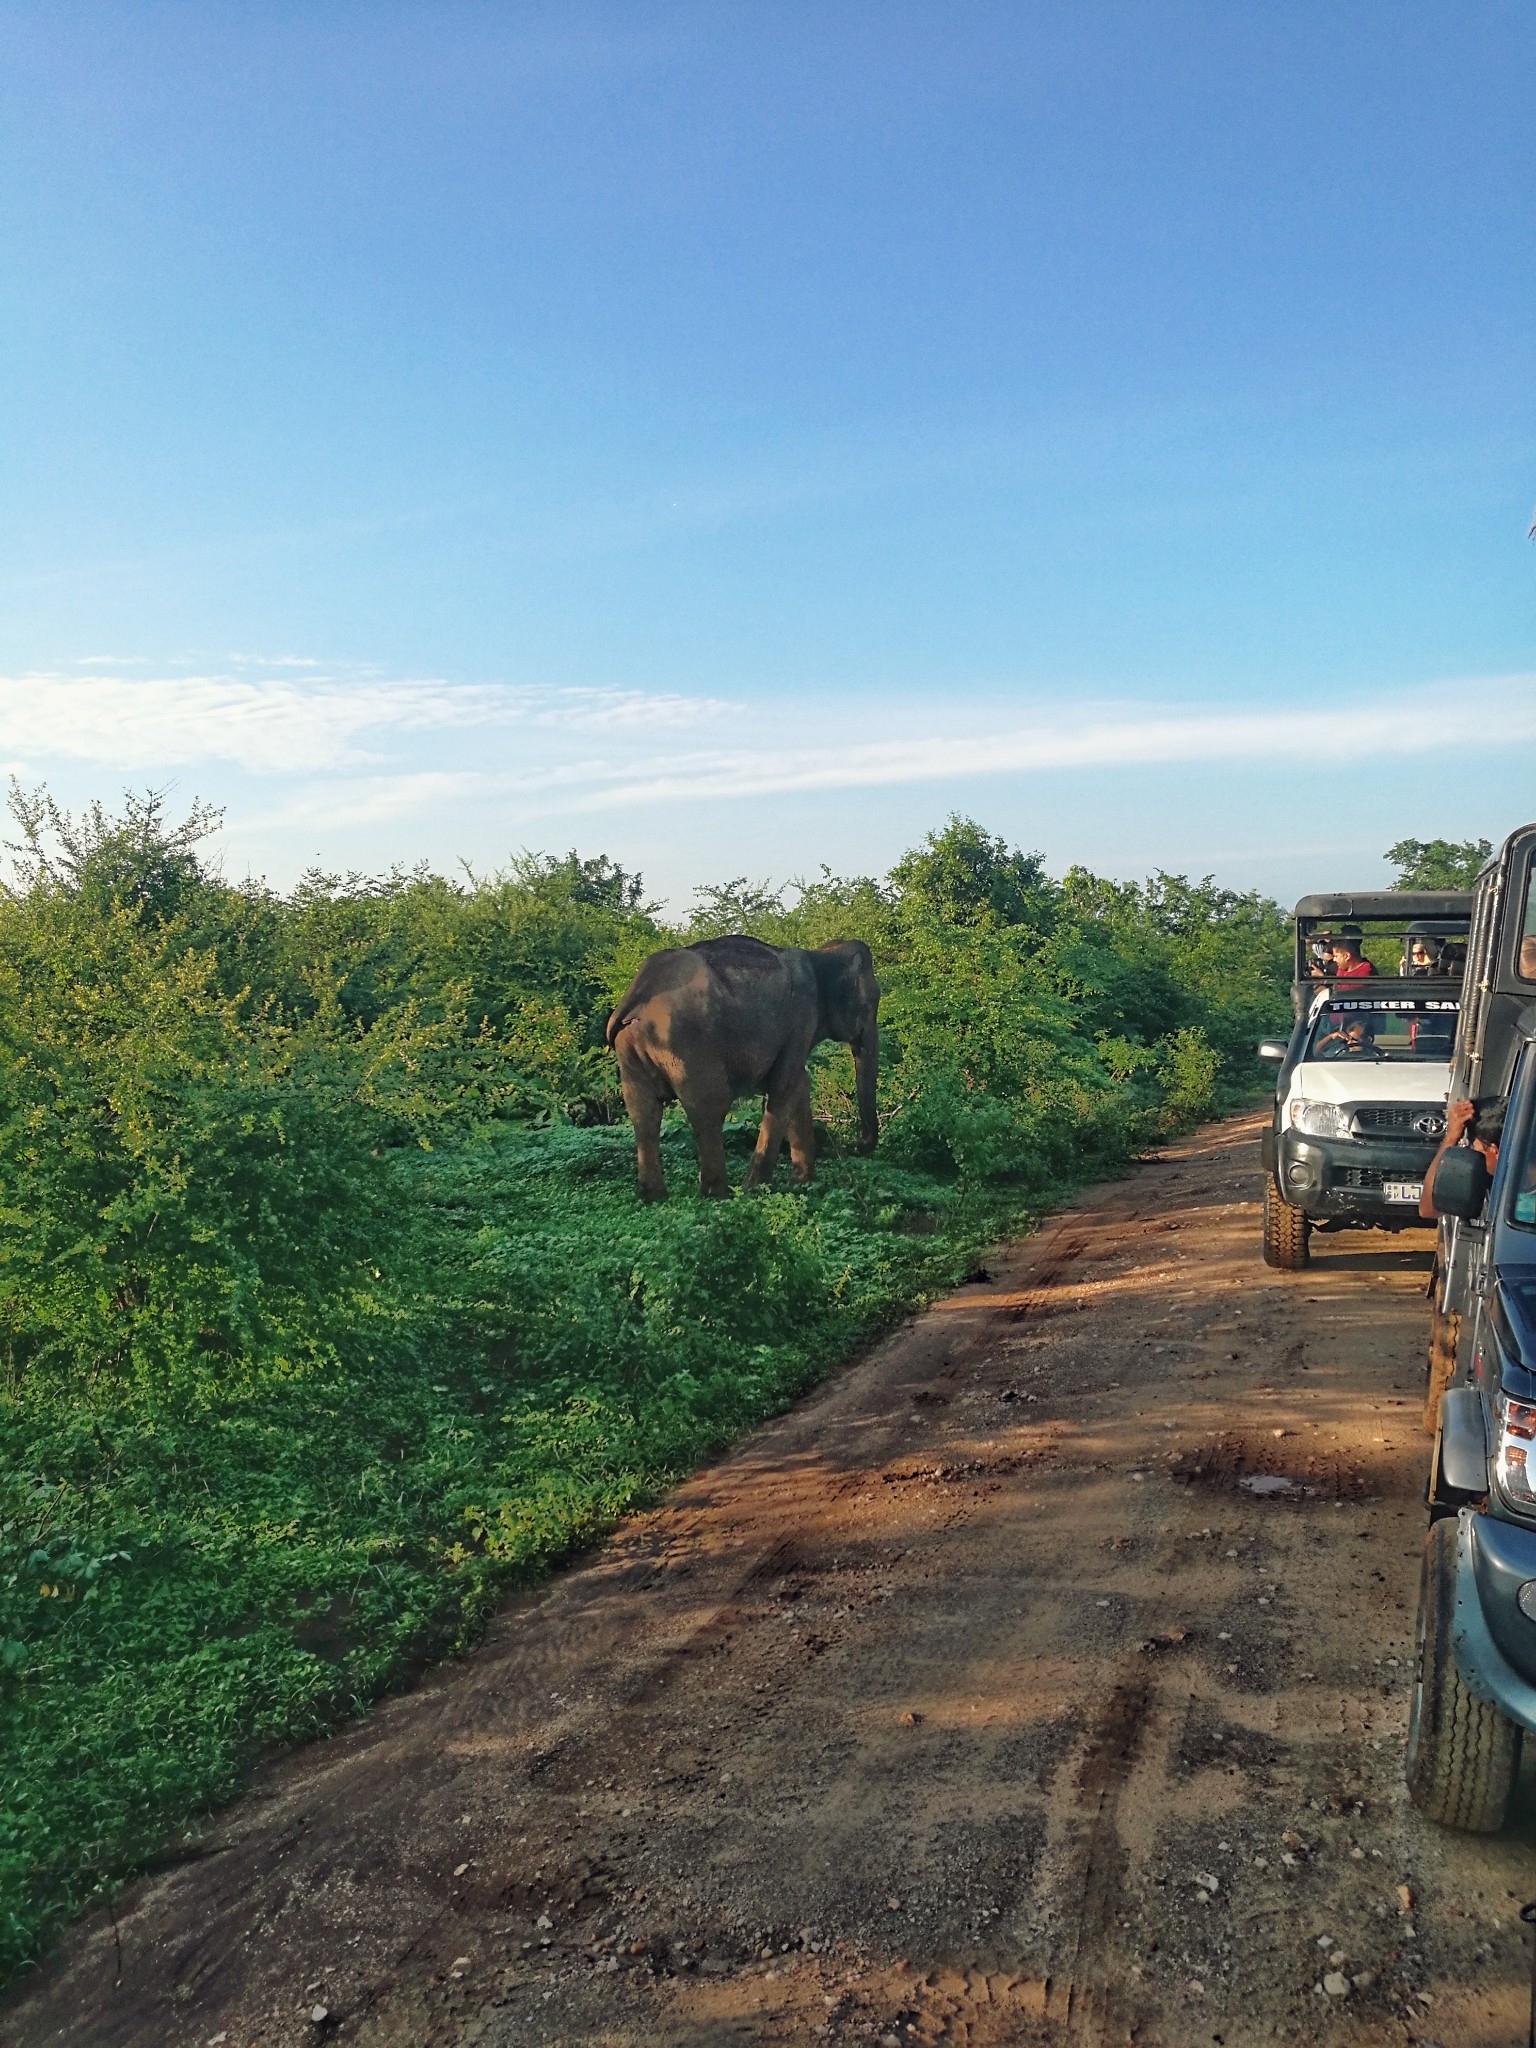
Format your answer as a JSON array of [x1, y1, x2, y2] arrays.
[[1328, 926, 1378, 979], [1420, 1096, 1506, 1218], [1410, 1012, 1456, 1056]]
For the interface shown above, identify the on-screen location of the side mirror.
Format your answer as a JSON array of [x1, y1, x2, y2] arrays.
[[1431, 1146, 1491, 1220], [1257, 1040, 1288, 1062]]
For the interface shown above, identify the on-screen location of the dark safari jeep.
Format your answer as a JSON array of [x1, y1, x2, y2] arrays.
[[1426, 825, 1536, 1429], [1406, 823, 1536, 1832], [1410, 1000, 1536, 1829], [1259, 892, 1470, 1270]]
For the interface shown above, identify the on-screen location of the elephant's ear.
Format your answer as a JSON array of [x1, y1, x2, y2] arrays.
[[812, 940, 878, 1041]]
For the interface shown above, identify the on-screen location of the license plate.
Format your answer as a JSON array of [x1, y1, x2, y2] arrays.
[[1383, 1180, 1423, 1204]]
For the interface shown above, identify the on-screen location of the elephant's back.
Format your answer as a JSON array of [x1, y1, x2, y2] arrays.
[[606, 935, 802, 1056], [689, 934, 788, 996]]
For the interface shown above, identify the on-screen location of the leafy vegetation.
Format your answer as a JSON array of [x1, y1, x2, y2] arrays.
[[0, 794, 1291, 1981], [1385, 835, 1492, 890]]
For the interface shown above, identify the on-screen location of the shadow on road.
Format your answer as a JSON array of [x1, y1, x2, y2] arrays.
[[1308, 1244, 1435, 1275]]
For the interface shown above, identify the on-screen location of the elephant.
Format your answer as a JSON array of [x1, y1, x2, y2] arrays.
[[605, 935, 880, 1199]]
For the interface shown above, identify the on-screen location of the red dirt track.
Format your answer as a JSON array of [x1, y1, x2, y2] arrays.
[[6, 1113, 1535, 2047]]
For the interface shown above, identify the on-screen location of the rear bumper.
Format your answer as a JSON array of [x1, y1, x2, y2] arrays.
[[1277, 1130, 1437, 1224]]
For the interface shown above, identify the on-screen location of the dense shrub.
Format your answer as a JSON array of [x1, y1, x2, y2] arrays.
[[0, 792, 1292, 1982]]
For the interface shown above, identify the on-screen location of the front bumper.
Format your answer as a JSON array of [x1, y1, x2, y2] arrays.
[[1451, 1508, 1536, 1731], [1276, 1129, 1437, 1223]]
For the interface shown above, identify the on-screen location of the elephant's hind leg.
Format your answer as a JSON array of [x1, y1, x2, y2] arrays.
[[677, 1076, 733, 1197], [619, 1069, 667, 1201]]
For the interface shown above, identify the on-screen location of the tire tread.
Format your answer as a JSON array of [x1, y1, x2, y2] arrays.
[[1262, 1177, 1311, 1270], [1405, 1517, 1519, 1832]]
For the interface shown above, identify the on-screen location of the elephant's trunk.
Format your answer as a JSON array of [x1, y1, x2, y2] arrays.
[[854, 1026, 879, 1154]]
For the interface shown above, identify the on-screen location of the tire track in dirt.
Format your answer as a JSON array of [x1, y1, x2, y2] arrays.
[[8, 1115, 1536, 2048], [1045, 1672, 1155, 2038]]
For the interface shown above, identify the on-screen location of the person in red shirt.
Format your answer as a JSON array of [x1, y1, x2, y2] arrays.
[[1327, 925, 1378, 979]]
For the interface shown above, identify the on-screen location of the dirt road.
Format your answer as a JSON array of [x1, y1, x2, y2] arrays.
[[7, 1113, 1535, 2048]]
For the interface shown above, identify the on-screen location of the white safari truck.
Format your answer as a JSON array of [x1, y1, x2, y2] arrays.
[[1259, 892, 1471, 1270]]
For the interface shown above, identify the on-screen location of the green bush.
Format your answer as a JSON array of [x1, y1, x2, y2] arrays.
[[0, 810, 389, 1399]]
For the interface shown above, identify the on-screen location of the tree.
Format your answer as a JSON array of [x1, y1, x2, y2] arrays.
[[889, 816, 1058, 940], [686, 877, 786, 938], [508, 850, 652, 913], [1385, 837, 1492, 890], [6, 782, 223, 925]]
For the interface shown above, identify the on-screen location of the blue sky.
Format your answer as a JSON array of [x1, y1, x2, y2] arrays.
[[1, 2, 1531, 907]]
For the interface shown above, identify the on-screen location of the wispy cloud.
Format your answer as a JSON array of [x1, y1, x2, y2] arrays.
[[232, 673, 1536, 828], [544, 679, 1536, 808], [11, 663, 1534, 838], [0, 667, 735, 776]]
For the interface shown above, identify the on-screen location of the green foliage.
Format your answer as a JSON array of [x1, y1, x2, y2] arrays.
[[685, 875, 788, 938], [0, 823, 387, 1400], [5, 784, 223, 928], [1385, 836, 1492, 890], [888, 816, 1058, 941], [0, 791, 1295, 1984]]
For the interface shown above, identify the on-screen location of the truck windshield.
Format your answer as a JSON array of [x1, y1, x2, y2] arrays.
[[1306, 997, 1459, 1062]]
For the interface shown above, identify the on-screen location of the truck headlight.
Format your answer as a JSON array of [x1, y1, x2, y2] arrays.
[[1494, 1394, 1536, 1509], [1289, 1099, 1351, 1139]]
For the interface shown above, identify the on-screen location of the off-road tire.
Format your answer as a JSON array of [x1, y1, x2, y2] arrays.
[[1423, 1300, 1461, 1436], [1262, 1177, 1311, 1269], [1405, 1515, 1519, 1831]]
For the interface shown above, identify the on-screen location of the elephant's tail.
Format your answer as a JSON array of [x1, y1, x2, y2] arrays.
[[604, 1003, 630, 1048]]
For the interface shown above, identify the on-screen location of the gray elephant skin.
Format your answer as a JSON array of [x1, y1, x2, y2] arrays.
[[605, 935, 880, 1199]]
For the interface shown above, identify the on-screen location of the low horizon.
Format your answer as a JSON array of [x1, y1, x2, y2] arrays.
[[6, 746, 1506, 921]]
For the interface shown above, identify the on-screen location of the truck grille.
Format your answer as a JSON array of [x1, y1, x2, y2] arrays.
[[1335, 1165, 1428, 1192], [1352, 1102, 1445, 1138], [1337, 1166, 1391, 1189]]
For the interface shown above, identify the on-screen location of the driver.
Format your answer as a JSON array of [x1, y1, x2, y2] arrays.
[[1315, 1015, 1377, 1058]]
